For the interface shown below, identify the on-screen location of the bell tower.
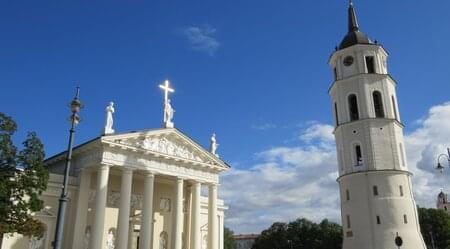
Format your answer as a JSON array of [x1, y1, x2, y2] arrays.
[[328, 2, 426, 249]]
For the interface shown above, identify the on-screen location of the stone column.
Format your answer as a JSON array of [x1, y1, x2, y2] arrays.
[[71, 169, 91, 249], [185, 185, 193, 249], [173, 177, 184, 249], [116, 168, 133, 249], [190, 181, 201, 249], [139, 172, 155, 249], [89, 165, 110, 249], [208, 184, 218, 249]]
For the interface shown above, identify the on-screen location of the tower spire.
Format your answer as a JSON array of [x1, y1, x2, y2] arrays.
[[348, 0, 359, 32]]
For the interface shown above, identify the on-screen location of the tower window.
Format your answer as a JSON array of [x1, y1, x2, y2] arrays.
[[348, 94, 359, 121], [372, 91, 385, 118], [392, 95, 399, 120], [365, 56, 376, 74], [334, 102, 339, 126], [333, 67, 338, 81], [346, 215, 351, 228], [399, 185, 404, 197], [355, 145, 362, 166], [403, 214, 408, 224], [376, 215, 381, 224], [373, 186, 378, 196], [346, 189, 350, 201]]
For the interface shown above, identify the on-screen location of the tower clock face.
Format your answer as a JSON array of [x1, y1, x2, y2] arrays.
[[343, 56, 354, 66]]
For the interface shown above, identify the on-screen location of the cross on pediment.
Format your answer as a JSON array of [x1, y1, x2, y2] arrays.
[[159, 79, 174, 105]]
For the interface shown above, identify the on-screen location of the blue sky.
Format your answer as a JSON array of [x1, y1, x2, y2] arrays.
[[2, 1, 450, 233]]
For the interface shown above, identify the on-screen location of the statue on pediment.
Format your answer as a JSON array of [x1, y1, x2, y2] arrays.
[[210, 133, 219, 157], [103, 102, 115, 135], [164, 99, 175, 128]]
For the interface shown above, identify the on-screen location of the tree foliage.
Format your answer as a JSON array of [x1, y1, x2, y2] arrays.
[[224, 226, 237, 249], [418, 207, 450, 249], [0, 112, 49, 244], [252, 218, 342, 249]]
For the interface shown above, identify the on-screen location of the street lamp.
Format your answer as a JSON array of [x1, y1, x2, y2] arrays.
[[52, 87, 83, 249], [435, 148, 450, 173]]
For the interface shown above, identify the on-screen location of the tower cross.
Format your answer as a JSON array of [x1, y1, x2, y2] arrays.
[[159, 79, 175, 104]]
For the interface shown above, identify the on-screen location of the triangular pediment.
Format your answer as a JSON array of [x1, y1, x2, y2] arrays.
[[101, 128, 229, 170]]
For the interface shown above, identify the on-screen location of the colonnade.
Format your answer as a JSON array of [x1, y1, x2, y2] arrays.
[[71, 165, 219, 249]]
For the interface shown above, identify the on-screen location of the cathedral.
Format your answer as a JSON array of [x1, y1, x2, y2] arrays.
[[2, 81, 229, 249], [329, 2, 426, 249]]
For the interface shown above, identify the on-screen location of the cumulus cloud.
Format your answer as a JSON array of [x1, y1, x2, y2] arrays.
[[299, 123, 335, 143], [405, 102, 450, 206], [221, 102, 450, 234], [181, 25, 220, 56], [221, 124, 339, 233]]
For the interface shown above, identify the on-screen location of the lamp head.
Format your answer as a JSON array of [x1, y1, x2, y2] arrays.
[[70, 98, 82, 113]]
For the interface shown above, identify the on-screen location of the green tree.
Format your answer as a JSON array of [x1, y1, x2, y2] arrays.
[[418, 207, 450, 249], [0, 113, 49, 247], [224, 226, 237, 249], [252, 218, 342, 249], [252, 222, 289, 249]]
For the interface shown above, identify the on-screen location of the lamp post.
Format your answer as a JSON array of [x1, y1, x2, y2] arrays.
[[435, 148, 450, 173], [52, 87, 82, 249]]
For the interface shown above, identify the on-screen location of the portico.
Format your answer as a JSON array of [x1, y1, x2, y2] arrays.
[[49, 127, 230, 249]]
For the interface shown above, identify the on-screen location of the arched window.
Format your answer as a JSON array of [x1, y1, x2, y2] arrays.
[[348, 94, 359, 121], [373, 91, 385, 118], [355, 145, 362, 166], [392, 95, 399, 120], [365, 56, 375, 73]]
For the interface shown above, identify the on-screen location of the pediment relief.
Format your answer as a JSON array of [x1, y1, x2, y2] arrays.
[[103, 130, 215, 165]]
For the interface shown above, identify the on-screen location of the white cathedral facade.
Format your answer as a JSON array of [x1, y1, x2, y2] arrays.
[[2, 81, 229, 249], [329, 3, 426, 249]]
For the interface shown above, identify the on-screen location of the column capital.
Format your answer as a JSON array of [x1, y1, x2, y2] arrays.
[[121, 166, 135, 173], [192, 181, 202, 187], [144, 171, 156, 177], [207, 182, 219, 187], [175, 176, 185, 182], [98, 164, 111, 170]]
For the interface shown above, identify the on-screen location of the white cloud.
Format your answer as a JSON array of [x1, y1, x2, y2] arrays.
[[299, 123, 335, 143], [221, 102, 450, 234], [404, 102, 450, 206], [220, 123, 339, 234], [181, 25, 220, 56]]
